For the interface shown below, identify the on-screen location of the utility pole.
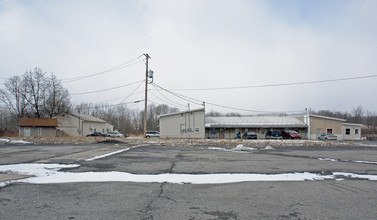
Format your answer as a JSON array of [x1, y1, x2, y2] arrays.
[[143, 53, 151, 138]]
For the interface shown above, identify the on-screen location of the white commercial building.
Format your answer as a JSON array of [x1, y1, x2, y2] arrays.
[[159, 109, 363, 140], [55, 113, 114, 137], [159, 109, 205, 139], [205, 116, 307, 139]]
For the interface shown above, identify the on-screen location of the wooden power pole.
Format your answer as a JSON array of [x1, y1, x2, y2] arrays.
[[143, 53, 151, 138]]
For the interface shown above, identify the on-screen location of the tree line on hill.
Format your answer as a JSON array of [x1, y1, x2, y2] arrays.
[[1, 67, 376, 136]]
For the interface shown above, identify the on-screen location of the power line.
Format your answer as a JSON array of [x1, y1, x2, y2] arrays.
[[152, 83, 203, 106], [147, 99, 182, 110], [73, 100, 144, 111], [61, 55, 145, 83], [119, 80, 145, 104], [166, 74, 377, 91], [150, 84, 187, 108], [95, 95, 128, 104], [152, 83, 304, 114], [70, 80, 145, 95], [149, 91, 186, 109], [97, 89, 148, 104]]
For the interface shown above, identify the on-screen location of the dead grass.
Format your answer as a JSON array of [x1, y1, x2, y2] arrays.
[[1, 135, 369, 147]]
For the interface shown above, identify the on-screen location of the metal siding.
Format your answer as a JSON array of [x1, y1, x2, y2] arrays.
[[160, 110, 205, 138]]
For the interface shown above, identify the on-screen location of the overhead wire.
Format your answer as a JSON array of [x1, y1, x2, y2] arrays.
[[72, 99, 144, 111], [149, 91, 186, 109], [147, 99, 179, 109], [152, 83, 304, 114], [152, 83, 203, 106], [166, 74, 377, 91], [70, 80, 145, 95], [150, 83, 187, 108], [61, 55, 145, 83], [118, 80, 145, 104]]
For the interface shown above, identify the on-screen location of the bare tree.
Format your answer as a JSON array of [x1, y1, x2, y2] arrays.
[[226, 112, 241, 117], [1, 67, 71, 120], [22, 68, 48, 118], [43, 74, 71, 117], [206, 110, 223, 117], [351, 105, 364, 124], [364, 110, 377, 131], [0, 108, 19, 131], [0, 76, 29, 118]]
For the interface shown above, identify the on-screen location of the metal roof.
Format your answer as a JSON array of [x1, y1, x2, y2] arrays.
[[205, 116, 307, 128]]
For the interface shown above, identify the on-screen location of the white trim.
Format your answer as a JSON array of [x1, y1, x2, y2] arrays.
[[310, 114, 346, 122], [159, 108, 205, 118]]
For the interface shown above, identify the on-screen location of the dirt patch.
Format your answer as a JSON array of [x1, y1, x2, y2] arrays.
[[97, 139, 127, 144]]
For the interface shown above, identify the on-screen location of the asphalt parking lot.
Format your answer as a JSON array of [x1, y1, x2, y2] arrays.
[[1, 142, 377, 219]]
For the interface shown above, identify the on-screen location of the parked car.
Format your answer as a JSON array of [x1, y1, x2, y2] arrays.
[[243, 132, 257, 139], [87, 132, 107, 137], [318, 133, 337, 140], [265, 130, 282, 139], [146, 131, 160, 138], [107, 131, 127, 138], [282, 130, 301, 139]]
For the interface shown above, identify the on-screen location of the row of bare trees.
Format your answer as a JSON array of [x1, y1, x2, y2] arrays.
[[0, 67, 70, 119], [70, 103, 178, 135]]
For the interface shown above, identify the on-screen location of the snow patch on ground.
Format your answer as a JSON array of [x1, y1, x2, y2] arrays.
[[208, 145, 256, 153], [235, 144, 257, 151], [353, 160, 377, 165], [264, 146, 275, 150], [1, 163, 377, 187], [317, 157, 377, 165], [0, 138, 33, 144], [318, 158, 338, 162]]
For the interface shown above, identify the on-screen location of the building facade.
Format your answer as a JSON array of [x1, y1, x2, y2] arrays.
[[205, 116, 307, 139], [159, 109, 205, 139], [18, 118, 58, 137], [342, 123, 362, 140], [55, 113, 114, 137], [296, 114, 350, 140], [159, 111, 363, 140]]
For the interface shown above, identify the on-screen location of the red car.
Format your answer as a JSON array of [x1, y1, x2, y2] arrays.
[[282, 130, 301, 139]]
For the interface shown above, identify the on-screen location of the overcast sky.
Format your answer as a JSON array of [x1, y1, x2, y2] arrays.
[[1, 0, 376, 115]]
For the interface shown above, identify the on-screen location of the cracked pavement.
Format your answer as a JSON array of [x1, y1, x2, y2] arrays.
[[1, 143, 377, 219]]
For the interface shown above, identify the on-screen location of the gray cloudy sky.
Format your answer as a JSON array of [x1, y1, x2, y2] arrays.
[[1, 0, 376, 114]]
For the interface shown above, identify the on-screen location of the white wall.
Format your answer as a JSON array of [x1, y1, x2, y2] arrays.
[[56, 114, 81, 136], [343, 124, 362, 140], [160, 110, 205, 138], [56, 114, 113, 137]]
